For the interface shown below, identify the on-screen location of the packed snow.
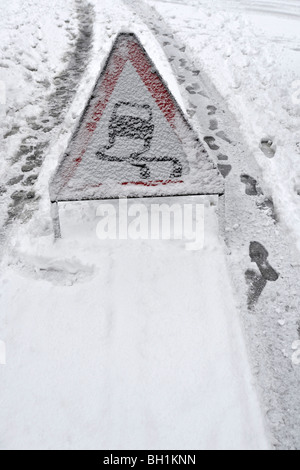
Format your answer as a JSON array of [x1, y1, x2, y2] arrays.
[[0, 0, 74, 186], [0, 197, 269, 450], [148, 0, 300, 249]]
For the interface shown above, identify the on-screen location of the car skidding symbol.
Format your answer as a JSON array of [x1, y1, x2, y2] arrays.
[[96, 101, 182, 179]]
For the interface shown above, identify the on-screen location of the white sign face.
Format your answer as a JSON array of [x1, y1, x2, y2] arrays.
[[50, 33, 224, 202]]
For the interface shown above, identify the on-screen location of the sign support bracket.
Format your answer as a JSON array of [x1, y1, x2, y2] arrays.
[[50, 193, 225, 240], [51, 202, 61, 239], [218, 193, 226, 237]]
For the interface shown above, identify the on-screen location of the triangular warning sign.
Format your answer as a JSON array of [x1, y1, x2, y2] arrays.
[[50, 32, 224, 202]]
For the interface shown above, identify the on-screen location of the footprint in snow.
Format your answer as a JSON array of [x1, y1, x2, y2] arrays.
[[217, 154, 228, 161], [246, 241, 279, 310], [256, 198, 278, 222], [260, 138, 276, 158], [188, 101, 197, 110], [245, 270, 267, 311], [218, 164, 232, 178], [216, 131, 232, 144], [240, 174, 260, 196], [204, 136, 219, 151], [4, 126, 20, 139], [23, 175, 38, 187], [186, 86, 196, 95], [13, 253, 95, 286], [187, 109, 196, 118], [197, 91, 209, 98], [0, 185, 7, 196], [250, 242, 279, 282], [209, 119, 218, 131], [207, 105, 217, 116], [7, 175, 24, 186]]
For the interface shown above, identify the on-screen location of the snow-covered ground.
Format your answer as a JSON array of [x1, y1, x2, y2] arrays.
[[0, 0, 74, 189], [0, 0, 300, 451], [148, 0, 300, 249], [0, 0, 94, 236], [0, 198, 269, 450]]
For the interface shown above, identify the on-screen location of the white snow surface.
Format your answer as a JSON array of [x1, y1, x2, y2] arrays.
[[0, 0, 76, 179], [148, 0, 300, 249], [0, 199, 269, 450]]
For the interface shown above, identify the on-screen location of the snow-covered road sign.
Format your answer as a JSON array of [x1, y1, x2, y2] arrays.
[[49, 32, 224, 237]]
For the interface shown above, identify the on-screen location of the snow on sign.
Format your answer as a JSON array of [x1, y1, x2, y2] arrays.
[[49, 33, 224, 236]]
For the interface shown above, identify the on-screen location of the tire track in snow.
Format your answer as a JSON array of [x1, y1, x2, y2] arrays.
[[227, 0, 300, 19], [0, 0, 94, 251], [124, 0, 300, 449], [158, 0, 300, 18]]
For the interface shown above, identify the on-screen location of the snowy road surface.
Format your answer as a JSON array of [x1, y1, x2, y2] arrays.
[[0, 0, 300, 450], [130, 0, 300, 449], [0, 201, 268, 450]]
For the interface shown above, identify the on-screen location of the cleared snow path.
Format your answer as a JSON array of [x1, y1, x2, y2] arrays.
[[0, 200, 269, 450], [123, 0, 300, 449]]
